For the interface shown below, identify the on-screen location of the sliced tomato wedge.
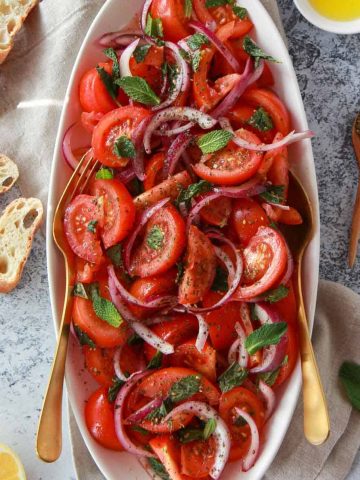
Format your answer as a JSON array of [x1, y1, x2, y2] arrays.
[[227, 102, 276, 144], [81, 111, 104, 133], [90, 178, 135, 249], [85, 387, 124, 451], [272, 322, 299, 388], [130, 204, 186, 277], [278, 207, 303, 225], [181, 436, 216, 478], [84, 346, 116, 387], [75, 257, 105, 284], [230, 198, 269, 247], [64, 194, 104, 264], [179, 225, 217, 305], [169, 338, 217, 381], [149, 435, 183, 480], [200, 197, 232, 227], [130, 46, 164, 93], [193, 129, 263, 186], [150, 0, 191, 42], [144, 152, 165, 191], [92, 106, 150, 168], [232, 226, 287, 300]]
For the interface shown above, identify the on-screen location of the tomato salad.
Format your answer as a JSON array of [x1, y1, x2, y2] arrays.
[[63, 1, 313, 478]]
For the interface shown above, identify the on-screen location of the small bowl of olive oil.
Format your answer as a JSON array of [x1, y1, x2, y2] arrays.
[[294, 0, 360, 34]]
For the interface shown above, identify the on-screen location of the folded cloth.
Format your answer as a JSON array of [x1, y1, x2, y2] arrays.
[[69, 280, 360, 480]]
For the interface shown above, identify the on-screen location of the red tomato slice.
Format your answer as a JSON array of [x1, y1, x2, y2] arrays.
[[144, 152, 165, 191], [84, 346, 116, 387], [149, 435, 183, 480], [193, 129, 263, 186], [150, 0, 191, 42], [257, 132, 286, 176], [200, 197, 232, 227], [85, 387, 123, 451], [179, 225, 217, 305], [92, 106, 150, 168], [129, 268, 177, 319], [278, 207, 303, 225], [274, 278, 297, 324], [272, 322, 298, 388], [75, 257, 105, 284], [64, 194, 104, 264], [169, 338, 217, 381], [181, 437, 216, 478], [219, 387, 265, 461], [81, 111, 104, 133], [227, 102, 276, 144], [230, 198, 269, 247], [130, 204, 186, 278], [233, 226, 287, 300], [90, 178, 135, 249], [130, 46, 164, 93]]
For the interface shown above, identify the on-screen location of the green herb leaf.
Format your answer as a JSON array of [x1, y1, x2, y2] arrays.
[[247, 107, 274, 132], [211, 266, 228, 293], [191, 50, 202, 73], [72, 282, 89, 299], [264, 285, 289, 303], [169, 375, 201, 403], [203, 418, 217, 440], [115, 76, 161, 106], [197, 129, 233, 154], [127, 333, 143, 345], [146, 226, 165, 250], [176, 261, 185, 284], [87, 220, 98, 233], [269, 221, 279, 231], [218, 362, 248, 393], [147, 351, 163, 369], [258, 369, 280, 387], [175, 180, 212, 208], [90, 284, 123, 328], [108, 377, 125, 403], [184, 0, 193, 18], [245, 322, 288, 355], [145, 14, 164, 43], [106, 244, 123, 267], [146, 399, 172, 423], [104, 47, 120, 79], [73, 325, 96, 347], [96, 167, 114, 180], [177, 428, 205, 444], [186, 33, 209, 51], [148, 458, 171, 480], [232, 5, 248, 19], [96, 66, 119, 101], [113, 136, 136, 159], [339, 361, 360, 411], [167, 63, 180, 93], [205, 0, 229, 7], [243, 36, 279, 68], [131, 425, 150, 435], [259, 184, 285, 204], [133, 44, 151, 64]]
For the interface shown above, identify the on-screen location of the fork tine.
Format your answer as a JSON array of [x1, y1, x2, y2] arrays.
[[78, 158, 100, 195]]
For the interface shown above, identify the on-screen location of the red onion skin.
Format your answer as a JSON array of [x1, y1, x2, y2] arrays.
[[258, 380, 276, 420], [124, 397, 164, 425], [194, 313, 209, 352], [62, 123, 91, 170], [97, 31, 142, 48], [163, 132, 193, 179], [234, 407, 260, 471], [131, 116, 153, 181], [115, 166, 136, 184]]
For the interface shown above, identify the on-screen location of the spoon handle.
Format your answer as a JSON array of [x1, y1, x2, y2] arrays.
[[348, 180, 360, 268], [297, 264, 330, 445]]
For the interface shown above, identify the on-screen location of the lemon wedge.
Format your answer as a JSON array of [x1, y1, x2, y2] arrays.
[[0, 444, 26, 480]]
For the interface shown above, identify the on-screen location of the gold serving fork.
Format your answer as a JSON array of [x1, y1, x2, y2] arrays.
[[36, 153, 99, 462]]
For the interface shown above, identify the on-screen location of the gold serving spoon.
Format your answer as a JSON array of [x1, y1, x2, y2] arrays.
[[348, 113, 360, 268], [280, 171, 330, 445]]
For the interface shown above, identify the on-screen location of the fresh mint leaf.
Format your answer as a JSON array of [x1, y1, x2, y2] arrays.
[[203, 418, 216, 440], [90, 284, 123, 328], [133, 44, 151, 64], [131, 425, 150, 435], [258, 369, 280, 387], [148, 458, 171, 480], [218, 362, 248, 393], [146, 399, 172, 423], [197, 129, 233, 154], [147, 351, 163, 369], [259, 184, 285, 204], [176, 262, 185, 284], [167, 63, 180, 93], [245, 322, 288, 355], [72, 282, 89, 299], [184, 0, 193, 18], [145, 14, 164, 43], [73, 325, 95, 347], [264, 285, 289, 303], [96, 66, 119, 102], [177, 427, 205, 443], [339, 361, 360, 411], [115, 76, 161, 106], [247, 107, 274, 132], [211, 266, 228, 293], [106, 244, 123, 267], [147, 226, 165, 250], [205, 0, 229, 7], [243, 36, 279, 68], [169, 375, 201, 403], [175, 180, 212, 208], [87, 220, 98, 233], [96, 167, 114, 180], [104, 47, 120, 79], [108, 377, 125, 403], [186, 33, 209, 51], [191, 50, 202, 73], [113, 136, 136, 159], [232, 5, 248, 19]]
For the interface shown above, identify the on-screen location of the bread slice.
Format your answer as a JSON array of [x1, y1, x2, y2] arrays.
[[0, 0, 39, 64], [0, 154, 19, 194], [0, 197, 43, 293]]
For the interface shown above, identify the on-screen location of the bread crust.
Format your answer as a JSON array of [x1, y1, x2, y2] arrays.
[[0, 154, 19, 194]]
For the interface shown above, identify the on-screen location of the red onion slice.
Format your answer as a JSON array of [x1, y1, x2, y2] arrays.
[[131, 115, 153, 181], [124, 197, 170, 272], [124, 397, 164, 425], [227, 322, 248, 368], [114, 344, 129, 381], [258, 380, 276, 420], [210, 59, 264, 119], [234, 408, 260, 471], [278, 242, 294, 286], [188, 20, 241, 73], [195, 314, 209, 352], [115, 166, 136, 184], [163, 401, 230, 480], [143, 107, 217, 154], [141, 0, 157, 45], [163, 131, 193, 178], [155, 121, 194, 137], [266, 202, 290, 211], [62, 123, 91, 170], [119, 38, 140, 77], [98, 31, 142, 48], [114, 370, 156, 456]]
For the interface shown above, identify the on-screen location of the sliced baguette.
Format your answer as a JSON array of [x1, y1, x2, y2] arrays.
[[0, 154, 19, 193], [0, 0, 39, 64], [0, 197, 43, 293]]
